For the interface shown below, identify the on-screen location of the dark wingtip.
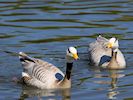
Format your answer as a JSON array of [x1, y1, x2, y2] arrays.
[[19, 52, 35, 63]]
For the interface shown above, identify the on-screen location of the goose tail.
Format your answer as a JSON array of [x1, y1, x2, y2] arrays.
[[19, 52, 35, 63]]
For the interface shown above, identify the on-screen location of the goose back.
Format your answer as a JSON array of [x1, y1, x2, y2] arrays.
[[19, 53, 64, 89]]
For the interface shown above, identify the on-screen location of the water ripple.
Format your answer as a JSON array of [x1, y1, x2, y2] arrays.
[[0, 0, 133, 100]]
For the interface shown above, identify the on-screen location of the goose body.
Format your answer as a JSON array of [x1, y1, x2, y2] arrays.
[[88, 35, 126, 69], [19, 47, 78, 89]]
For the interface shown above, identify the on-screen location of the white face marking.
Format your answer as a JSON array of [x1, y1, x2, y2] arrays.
[[109, 37, 116, 43], [68, 47, 77, 54], [114, 40, 119, 48], [108, 37, 119, 48]]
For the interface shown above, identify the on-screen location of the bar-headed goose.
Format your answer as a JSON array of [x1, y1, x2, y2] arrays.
[[88, 35, 126, 69], [19, 47, 78, 89]]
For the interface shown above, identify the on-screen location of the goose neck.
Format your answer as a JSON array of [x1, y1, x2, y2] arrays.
[[65, 63, 73, 80]]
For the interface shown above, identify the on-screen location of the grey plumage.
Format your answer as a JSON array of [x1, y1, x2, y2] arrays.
[[19, 52, 64, 89], [19, 47, 78, 89], [88, 35, 126, 68]]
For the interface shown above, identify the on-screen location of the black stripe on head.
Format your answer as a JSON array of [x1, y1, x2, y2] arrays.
[[68, 48, 71, 53]]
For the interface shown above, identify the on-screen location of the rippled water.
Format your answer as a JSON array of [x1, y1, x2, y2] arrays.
[[0, 0, 133, 100]]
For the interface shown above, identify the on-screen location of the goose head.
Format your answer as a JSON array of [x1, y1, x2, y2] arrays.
[[107, 37, 119, 50], [66, 47, 79, 63]]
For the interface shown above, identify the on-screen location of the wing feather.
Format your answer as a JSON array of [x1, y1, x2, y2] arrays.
[[19, 52, 65, 88]]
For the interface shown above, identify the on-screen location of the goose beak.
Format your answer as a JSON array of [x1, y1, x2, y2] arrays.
[[107, 42, 113, 48], [73, 53, 79, 60]]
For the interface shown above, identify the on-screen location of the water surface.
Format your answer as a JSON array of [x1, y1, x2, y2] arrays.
[[0, 0, 133, 100]]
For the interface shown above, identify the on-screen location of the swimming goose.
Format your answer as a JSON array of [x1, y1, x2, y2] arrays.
[[107, 39, 125, 69], [88, 35, 126, 68], [19, 47, 78, 89]]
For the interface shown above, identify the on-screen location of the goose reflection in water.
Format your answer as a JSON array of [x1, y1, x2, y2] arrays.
[[93, 70, 125, 99], [107, 70, 125, 99], [18, 86, 71, 100]]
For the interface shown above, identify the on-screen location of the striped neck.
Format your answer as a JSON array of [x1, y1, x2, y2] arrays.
[[112, 49, 117, 60], [65, 63, 73, 80]]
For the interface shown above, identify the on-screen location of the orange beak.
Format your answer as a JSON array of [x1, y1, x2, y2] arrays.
[[73, 53, 79, 60], [107, 42, 113, 48]]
